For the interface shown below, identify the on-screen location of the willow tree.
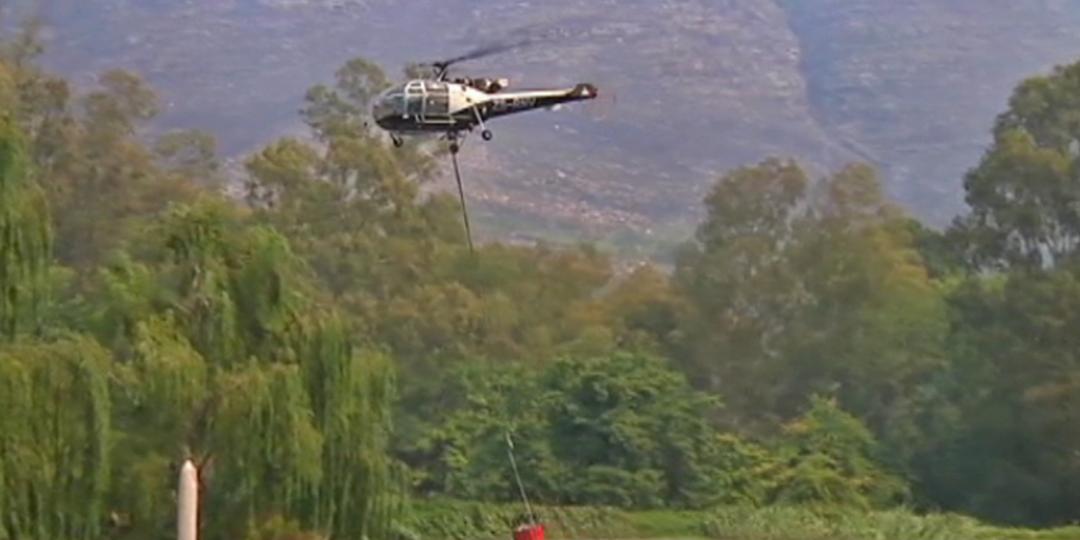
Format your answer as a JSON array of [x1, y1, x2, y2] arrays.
[[102, 199, 400, 540], [0, 113, 50, 340], [206, 362, 324, 539], [160, 199, 245, 364], [297, 319, 399, 540], [197, 322, 399, 540], [158, 198, 318, 365], [108, 315, 210, 540], [0, 336, 111, 540]]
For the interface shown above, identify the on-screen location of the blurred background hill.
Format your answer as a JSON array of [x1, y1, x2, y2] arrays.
[[15, 0, 1080, 244]]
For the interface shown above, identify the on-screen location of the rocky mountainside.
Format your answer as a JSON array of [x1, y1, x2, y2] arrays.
[[12, 0, 1080, 246]]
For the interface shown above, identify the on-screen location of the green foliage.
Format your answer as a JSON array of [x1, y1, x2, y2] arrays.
[[0, 336, 111, 540], [154, 129, 221, 185], [301, 57, 389, 141], [907, 267, 1080, 526], [156, 199, 314, 366], [952, 60, 1080, 270], [904, 220, 964, 279], [407, 501, 1080, 540], [296, 325, 399, 540], [676, 160, 945, 433], [400, 499, 634, 540], [414, 353, 775, 509], [772, 397, 908, 509], [242, 515, 325, 540], [703, 506, 986, 540], [9, 20, 1080, 538], [51, 69, 200, 269], [708, 435, 777, 507], [542, 353, 724, 507], [211, 363, 325, 519], [0, 116, 49, 340], [92, 199, 401, 540]]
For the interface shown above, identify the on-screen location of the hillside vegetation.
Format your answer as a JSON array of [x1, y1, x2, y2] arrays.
[[4, 19, 1080, 540], [27, 0, 1080, 235]]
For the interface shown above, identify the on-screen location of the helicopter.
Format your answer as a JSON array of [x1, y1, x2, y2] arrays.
[[369, 46, 601, 252], [371, 50, 599, 151]]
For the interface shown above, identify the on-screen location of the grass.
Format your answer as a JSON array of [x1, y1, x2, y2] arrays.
[[701, 506, 1080, 540], [402, 500, 1080, 540], [399, 499, 636, 540], [622, 509, 707, 538]]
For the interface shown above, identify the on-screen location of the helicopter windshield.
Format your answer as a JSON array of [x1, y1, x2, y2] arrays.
[[372, 84, 407, 122], [372, 80, 451, 128]]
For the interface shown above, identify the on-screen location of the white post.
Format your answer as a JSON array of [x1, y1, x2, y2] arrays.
[[178, 460, 199, 540]]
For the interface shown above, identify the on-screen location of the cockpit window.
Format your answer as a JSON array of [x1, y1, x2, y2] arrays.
[[372, 85, 406, 119], [372, 80, 451, 121]]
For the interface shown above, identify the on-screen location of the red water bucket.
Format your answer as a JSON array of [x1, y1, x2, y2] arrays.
[[513, 523, 545, 540]]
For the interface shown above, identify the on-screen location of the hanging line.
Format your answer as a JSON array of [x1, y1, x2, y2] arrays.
[[450, 147, 475, 253], [505, 431, 536, 524]]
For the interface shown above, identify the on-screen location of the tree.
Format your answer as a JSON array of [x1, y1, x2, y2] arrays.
[[953, 60, 1080, 270], [107, 315, 209, 540], [301, 57, 388, 142], [541, 353, 723, 507], [0, 18, 75, 176], [909, 268, 1080, 526], [675, 160, 944, 431], [0, 65, 202, 270], [772, 396, 908, 509], [0, 115, 50, 340], [154, 129, 222, 186], [905, 220, 964, 279], [299, 56, 434, 181], [416, 352, 756, 509], [93, 199, 400, 540], [674, 158, 809, 423], [294, 322, 399, 540], [0, 336, 112, 540], [789, 164, 946, 432]]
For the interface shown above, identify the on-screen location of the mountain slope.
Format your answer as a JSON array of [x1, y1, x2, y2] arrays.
[[780, 0, 1080, 222], [15, 0, 1080, 243]]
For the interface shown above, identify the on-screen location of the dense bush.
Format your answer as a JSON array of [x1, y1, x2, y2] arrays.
[[407, 355, 904, 510]]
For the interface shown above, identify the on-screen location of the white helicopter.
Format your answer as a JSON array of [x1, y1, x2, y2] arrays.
[[370, 47, 600, 251], [371, 49, 599, 152]]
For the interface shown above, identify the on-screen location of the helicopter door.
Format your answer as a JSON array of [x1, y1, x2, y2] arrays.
[[421, 81, 451, 124], [404, 81, 424, 119]]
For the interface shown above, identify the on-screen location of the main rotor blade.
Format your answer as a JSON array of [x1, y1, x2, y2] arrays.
[[437, 41, 521, 69], [429, 39, 532, 78], [450, 148, 475, 253], [426, 17, 596, 74]]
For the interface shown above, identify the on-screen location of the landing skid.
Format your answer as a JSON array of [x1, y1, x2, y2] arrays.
[[384, 123, 494, 153], [470, 106, 494, 141]]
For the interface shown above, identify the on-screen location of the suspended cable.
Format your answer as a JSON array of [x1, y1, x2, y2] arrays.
[[505, 432, 536, 524], [450, 145, 475, 253]]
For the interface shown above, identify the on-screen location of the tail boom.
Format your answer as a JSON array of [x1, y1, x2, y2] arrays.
[[483, 83, 597, 119]]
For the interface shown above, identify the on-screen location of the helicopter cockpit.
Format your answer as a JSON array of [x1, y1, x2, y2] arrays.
[[372, 80, 451, 130]]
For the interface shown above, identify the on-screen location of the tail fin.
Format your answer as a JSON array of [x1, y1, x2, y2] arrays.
[[572, 83, 598, 98]]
